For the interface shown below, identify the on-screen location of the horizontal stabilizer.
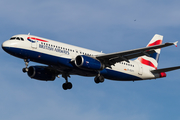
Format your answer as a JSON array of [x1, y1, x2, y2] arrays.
[[151, 66, 180, 73]]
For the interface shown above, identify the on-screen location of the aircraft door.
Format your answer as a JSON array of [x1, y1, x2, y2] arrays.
[[138, 63, 143, 75], [31, 41, 37, 49]]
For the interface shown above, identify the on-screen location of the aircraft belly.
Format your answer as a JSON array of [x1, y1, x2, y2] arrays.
[[103, 69, 142, 81], [4, 47, 143, 80]]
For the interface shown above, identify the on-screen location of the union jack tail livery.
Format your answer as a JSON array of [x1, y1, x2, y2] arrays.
[[137, 34, 163, 69]]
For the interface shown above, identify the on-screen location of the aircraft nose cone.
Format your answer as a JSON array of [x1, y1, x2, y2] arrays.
[[2, 41, 11, 52], [2, 41, 7, 51]]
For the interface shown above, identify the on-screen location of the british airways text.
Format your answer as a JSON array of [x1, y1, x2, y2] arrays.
[[39, 44, 69, 55]]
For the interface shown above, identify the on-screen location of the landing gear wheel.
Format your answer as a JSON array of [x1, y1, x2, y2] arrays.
[[62, 83, 68, 90], [94, 75, 104, 84], [67, 82, 72, 89], [22, 68, 28, 73], [99, 76, 104, 83], [22, 59, 30, 73], [62, 73, 72, 90], [94, 76, 100, 84], [62, 82, 73, 90]]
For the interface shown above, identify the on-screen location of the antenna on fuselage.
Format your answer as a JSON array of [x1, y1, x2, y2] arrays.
[[28, 33, 30, 36]]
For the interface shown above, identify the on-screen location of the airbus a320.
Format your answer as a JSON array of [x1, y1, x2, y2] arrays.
[[2, 34, 180, 90]]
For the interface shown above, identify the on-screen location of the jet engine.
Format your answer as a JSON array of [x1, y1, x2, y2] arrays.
[[27, 66, 56, 81], [75, 55, 105, 70]]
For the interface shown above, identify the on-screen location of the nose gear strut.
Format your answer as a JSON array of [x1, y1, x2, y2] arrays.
[[22, 59, 30, 73]]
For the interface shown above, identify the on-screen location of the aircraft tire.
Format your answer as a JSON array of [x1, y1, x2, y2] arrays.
[[62, 83, 68, 90], [94, 76, 100, 84], [94, 76, 104, 84], [22, 68, 28, 73], [67, 82, 72, 89], [62, 82, 72, 90], [99, 76, 104, 83]]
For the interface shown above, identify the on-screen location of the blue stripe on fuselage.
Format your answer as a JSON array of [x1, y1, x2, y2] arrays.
[[102, 69, 142, 81], [27, 38, 35, 43], [3, 47, 142, 81]]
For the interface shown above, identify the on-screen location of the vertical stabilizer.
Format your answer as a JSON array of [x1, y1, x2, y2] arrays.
[[136, 34, 163, 69]]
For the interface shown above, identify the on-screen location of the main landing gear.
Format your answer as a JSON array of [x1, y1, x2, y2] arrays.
[[62, 73, 72, 90], [22, 59, 30, 73], [94, 75, 104, 84]]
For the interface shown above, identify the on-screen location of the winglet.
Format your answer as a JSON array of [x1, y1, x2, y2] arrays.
[[174, 41, 178, 47]]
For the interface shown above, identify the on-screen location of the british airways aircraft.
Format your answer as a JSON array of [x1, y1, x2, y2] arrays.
[[2, 34, 180, 90]]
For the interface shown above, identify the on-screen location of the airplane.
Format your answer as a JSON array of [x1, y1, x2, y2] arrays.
[[2, 34, 180, 90]]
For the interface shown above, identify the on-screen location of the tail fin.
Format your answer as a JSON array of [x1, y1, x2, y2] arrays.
[[137, 34, 163, 69]]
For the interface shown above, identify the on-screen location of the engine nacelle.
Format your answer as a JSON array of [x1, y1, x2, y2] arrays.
[[75, 55, 105, 70], [27, 66, 56, 81]]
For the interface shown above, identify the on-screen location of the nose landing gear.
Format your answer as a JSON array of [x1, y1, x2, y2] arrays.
[[22, 59, 30, 73]]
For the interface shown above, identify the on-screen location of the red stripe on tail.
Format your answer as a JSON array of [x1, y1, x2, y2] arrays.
[[138, 57, 157, 69], [147, 40, 162, 47]]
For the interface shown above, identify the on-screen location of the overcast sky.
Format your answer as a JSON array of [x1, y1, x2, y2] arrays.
[[1, 0, 180, 120]]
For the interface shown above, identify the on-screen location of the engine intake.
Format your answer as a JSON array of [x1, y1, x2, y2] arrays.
[[75, 55, 105, 70], [27, 66, 56, 81]]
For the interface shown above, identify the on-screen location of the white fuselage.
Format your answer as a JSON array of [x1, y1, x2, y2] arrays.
[[2, 34, 160, 81]]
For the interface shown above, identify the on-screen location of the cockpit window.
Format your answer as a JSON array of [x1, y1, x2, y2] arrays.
[[10, 37, 16, 40], [10, 37, 24, 41]]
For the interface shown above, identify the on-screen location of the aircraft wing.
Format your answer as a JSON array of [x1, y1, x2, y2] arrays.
[[96, 41, 178, 67], [151, 66, 180, 73]]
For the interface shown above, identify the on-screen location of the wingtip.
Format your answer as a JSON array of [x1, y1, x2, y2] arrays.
[[174, 41, 178, 47]]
